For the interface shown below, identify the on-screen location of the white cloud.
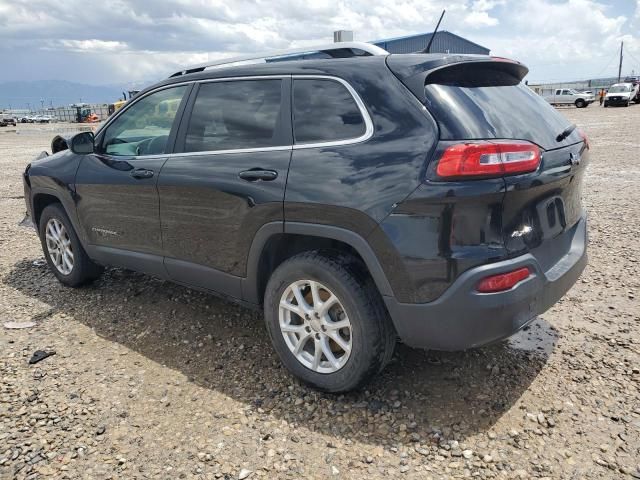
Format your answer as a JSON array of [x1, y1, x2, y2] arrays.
[[56, 39, 128, 52], [463, 10, 500, 27], [0, 0, 637, 85]]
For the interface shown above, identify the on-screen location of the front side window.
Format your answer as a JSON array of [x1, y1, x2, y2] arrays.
[[101, 86, 187, 156], [184, 80, 282, 153], [293, 79, 366, 144]]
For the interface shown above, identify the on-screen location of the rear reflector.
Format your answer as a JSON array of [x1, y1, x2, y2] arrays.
[[578, 129, 589, 149], [436, 141, 541, 180], [477, 267, 531, 293]]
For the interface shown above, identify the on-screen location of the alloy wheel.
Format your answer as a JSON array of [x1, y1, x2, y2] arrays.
[[45, 218, 74, 275], [278, 280, 352, 374]]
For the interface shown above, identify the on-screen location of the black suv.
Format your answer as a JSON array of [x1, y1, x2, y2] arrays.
[[22, 44, 588, 392]]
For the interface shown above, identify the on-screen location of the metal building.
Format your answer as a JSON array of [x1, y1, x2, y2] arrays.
[[266, 30, 490, 64], [371, 31, 490, 55]]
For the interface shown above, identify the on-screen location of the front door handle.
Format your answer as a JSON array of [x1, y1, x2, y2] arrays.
[[130, 168, 154, 179], [238, 169, 278, 182]]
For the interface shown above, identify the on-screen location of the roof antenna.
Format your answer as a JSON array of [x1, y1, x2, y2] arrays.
[[422, 9, 445, 53]]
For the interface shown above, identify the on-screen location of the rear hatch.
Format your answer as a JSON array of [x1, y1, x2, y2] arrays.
[[388, 54, 588, 270]]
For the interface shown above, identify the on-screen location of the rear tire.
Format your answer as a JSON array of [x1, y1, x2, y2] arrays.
[[38, 203, 103, 287], [264, 251, 395, 392]]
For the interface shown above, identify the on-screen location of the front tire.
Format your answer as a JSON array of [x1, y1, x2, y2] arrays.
[[39, 203, 103, 287], [264, 251, 395, 392], [575, 99, 586, 108]]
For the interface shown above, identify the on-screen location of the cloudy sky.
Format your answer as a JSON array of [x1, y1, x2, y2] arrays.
[[1, 0, 639, 88]]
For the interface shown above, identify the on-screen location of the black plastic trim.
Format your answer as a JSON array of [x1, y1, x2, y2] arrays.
[[86, 245, 168, 278], [164, 257, 242, 299], [242, 221, 285, 303], [284, 222, 394, 297]]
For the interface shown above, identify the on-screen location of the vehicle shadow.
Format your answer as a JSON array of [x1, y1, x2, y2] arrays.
[[4, 258, 556, 446]]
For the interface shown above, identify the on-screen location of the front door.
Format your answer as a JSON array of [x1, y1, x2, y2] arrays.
[[75, 84, 191, 273], [157, 78, 291, 297]]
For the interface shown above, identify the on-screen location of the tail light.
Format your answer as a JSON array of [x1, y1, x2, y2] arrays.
[[435, 141, 541, 180], [578, 129, 589, 149], [477, 267, 531, 293]]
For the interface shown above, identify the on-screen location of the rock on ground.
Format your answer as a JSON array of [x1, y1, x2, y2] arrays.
[[1, 108, 639, 479]]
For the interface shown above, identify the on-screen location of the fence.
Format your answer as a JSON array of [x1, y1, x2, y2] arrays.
[[29, 104, 111, 122], [528, 74, 636, 96]]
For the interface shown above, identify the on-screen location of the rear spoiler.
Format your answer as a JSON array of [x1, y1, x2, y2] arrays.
[[386, 54, 529, 103]]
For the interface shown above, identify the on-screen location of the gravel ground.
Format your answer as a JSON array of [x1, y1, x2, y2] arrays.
[[0, 105, 639, 480]]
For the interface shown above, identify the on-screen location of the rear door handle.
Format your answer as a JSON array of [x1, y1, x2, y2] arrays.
[[130, 168, 154, 179], [238, 169, 278, 182]]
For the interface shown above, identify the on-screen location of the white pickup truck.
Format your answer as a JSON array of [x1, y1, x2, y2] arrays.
[[542, 88, 595, 108], [604, 83, 639, 107]]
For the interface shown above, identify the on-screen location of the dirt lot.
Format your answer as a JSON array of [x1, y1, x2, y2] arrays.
[[1, 105, 639, 480]]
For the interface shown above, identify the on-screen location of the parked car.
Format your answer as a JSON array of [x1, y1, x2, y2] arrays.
[[624, 76, 640, 103], [33, 115, 54, 123], [623, 75, 639, 87], [22, 43, 588, 392], [543, 88, 595, 108], [0, 115, 17, 127], [604, 83, 638, 107]]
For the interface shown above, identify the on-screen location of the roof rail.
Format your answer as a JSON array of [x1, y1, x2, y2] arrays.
[[168, 42, 389, 78]]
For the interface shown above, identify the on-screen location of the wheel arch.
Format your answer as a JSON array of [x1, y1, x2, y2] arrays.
[[242, 222, 393, 305], [31, 187, 88, 248], [32, 191, 63, 228]]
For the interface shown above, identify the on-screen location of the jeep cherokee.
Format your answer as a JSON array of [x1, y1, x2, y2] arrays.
[[22, 43, 588, 392]]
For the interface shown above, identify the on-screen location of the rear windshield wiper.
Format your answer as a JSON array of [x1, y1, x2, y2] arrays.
[[556, 124, 576, 142]]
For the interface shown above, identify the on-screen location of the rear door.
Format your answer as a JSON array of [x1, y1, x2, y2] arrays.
[[157, 77, 291, 297], [75, 84, 190, 273], [555, 89, 562, 103]]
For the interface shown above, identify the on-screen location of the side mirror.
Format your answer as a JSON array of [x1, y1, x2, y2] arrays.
[[70, 131, 95, 154]]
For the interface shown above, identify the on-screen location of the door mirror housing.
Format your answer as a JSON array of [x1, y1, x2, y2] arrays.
[[70, 131, 95, 154]]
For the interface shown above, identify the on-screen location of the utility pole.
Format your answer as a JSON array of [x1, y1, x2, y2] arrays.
[[617, 41, 623, 82]]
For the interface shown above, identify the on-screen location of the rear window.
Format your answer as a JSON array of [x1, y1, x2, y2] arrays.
[[293, 79, 365, 144], [424, 82, 578, 150]]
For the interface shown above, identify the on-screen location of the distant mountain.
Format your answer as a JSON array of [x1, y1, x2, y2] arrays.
[[0, 80, 126, 110]]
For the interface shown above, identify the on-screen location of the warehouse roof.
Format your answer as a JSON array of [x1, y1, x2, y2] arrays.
[[371, 30, 490, 55]]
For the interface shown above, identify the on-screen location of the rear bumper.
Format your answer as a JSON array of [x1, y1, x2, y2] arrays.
[[384, 215, 587, 351]]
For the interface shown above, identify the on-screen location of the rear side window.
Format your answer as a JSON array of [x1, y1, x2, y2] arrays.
[[184, 80, 282, 152], [293, 79, 365, 144]]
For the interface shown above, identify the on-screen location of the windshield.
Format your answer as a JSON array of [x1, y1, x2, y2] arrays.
[[609, 85, 631, 93]]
